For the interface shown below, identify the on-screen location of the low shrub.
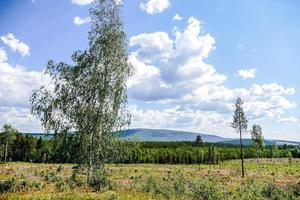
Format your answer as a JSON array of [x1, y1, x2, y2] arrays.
[[105, 193, 121, 200], [261, 183, 291, 200], [55, 176, 69, 192], [69, 170, 86, 188], [191, 177, 225, 200], [57, 165, 64, 172], [0, 176, 42, 193], [141, 176, 171, 199], [0, 178, 16, 193], [89, 167, 112, 192], [44, 171, 60, 182], [289, 181, 300, 197], [173, 173, 189, 198], [233, 178, 264, 199]]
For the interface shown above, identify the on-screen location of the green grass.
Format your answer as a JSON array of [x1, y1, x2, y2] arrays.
[[0, 159, 299, 199]]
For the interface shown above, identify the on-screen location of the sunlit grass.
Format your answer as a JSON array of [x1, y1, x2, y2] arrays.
[[0, 159, 299, 199]]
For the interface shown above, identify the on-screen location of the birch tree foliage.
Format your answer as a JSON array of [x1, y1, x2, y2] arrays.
[[251, 124, 264, 161], [0, 124, 18, 163], [30, 0, 132, 183]]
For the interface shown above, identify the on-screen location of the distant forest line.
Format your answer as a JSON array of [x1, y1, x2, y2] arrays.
[[1, 132, 300, 165]]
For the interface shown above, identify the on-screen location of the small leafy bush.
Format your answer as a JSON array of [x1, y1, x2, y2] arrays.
[[141, 176, 171, 199], [57, 165, 64, 172], [173, 173, 188, 198], [289, 181, 300, 197], [0, 176, 42, 193], [233, 178, 263, 199], [44, 171, 60, 182], [69, 170, 86, 188], [261, 183, 290, 200], [55, 176, 69, 192], [0, 178, 16, 193], [105, 193, 121, 200], [31, 181, 42, 190], [191, 177, 225, 200], [89, 167, 111, 192]]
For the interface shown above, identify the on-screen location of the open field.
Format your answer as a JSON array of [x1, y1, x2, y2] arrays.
[[0, 159, 299, 199]]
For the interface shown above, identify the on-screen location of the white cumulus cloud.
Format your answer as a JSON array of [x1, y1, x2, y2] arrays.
[[1, 33, 30, 57], [173, 14, 183, 21], [127, 16, 298, 136], [0, 48, 8, 63], [73, 16, 91, 25], [140, 0, 170, 14], [71, 0, 94, 6], [0, 63, 48, 108], [277, 117, 298, 123], [130, 32, 173, 63], [129, 105, 231, 137], [238, 68, 257, 79], [128, 17, 220, 103], [0, 48, 50, 132]]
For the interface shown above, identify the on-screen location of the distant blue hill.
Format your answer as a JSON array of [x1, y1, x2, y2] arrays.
[[220, 138, 300, 146], [22, 128, 300, 146], [118, 128, 226, 142], [21, 133, 53, 139], [118, 129, 300, 146], [219, 138, 275, 146]]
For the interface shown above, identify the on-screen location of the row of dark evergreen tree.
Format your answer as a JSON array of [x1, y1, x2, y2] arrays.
[[1, 125, 299, 164]]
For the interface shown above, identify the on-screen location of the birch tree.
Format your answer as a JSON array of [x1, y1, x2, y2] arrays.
[[30, 0, 132, 190], [251, 124, 264, 163], [0, 124, 17, 163]]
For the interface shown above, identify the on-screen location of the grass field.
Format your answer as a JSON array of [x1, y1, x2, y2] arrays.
[[0, 159, 299, 199]]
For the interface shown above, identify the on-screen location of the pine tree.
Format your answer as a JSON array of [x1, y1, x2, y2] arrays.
[[231, 97, 248, 178], [195, 134, 203, 147]]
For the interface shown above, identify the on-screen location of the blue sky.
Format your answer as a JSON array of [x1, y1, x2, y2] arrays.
[[0, 0, 299, 140]]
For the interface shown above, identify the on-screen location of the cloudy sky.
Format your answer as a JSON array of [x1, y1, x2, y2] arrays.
[[0, 0, 299, 140]]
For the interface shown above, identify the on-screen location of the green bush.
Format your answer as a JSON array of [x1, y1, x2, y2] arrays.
[[69, 171, 86, 188], [105, 193, 121, 200], [0, 178, 16, 193], [233, 178, 264, 200], [141, 176, 171, 199], [55, 176, 69, 192], [141, 176, 160, 193], [89, 167, 111, 192], [57, 165, 64, 172], [191, 177, 225, 200], [173, 173, 188, 198], [0, 176, 42, 193], [289, 181, 300, 197], [31, 181, 42, 190], [44, 171, 61, 183], [261, 183, 291, 200], [44, 174, 50, 181]]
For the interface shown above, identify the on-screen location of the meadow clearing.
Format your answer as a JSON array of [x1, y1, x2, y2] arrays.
[[0, 158, 299, 199]]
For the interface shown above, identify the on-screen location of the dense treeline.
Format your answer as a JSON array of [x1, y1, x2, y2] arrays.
[[0, 133, 50, 163], [116, 141, 300, 164], [1, 132, 300, 164]]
